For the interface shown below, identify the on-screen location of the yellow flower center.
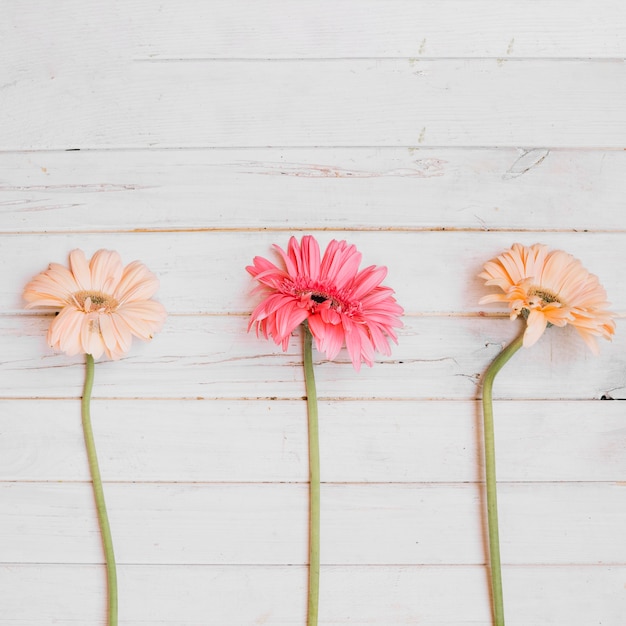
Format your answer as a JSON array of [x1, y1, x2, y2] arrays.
[[72, 290, 119, 314], [527, 287, 561, 308]]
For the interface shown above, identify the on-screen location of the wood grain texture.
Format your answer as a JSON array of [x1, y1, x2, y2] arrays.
[[4, 1, 625, 60], [2, 59, 626, 149], [5, 231, 626, 315], [131, 0, 626, 60], [2, 481, 625, 565], [1, 399, 624, 483], [2, 149, 626, 233], [2, 316, 624, 400], [2, 564, 625, 625]]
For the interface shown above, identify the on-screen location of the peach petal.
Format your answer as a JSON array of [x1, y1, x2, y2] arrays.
[[48, 307, 84, 354], [69, 249, 92, 291], [523, 310, 548, 347], [80, 315, 105, 358], [89, 250, 123, 293], [114, 261, 159, 303]]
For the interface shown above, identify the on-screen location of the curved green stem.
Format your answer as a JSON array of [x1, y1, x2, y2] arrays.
[[303, 325, 320, 626], [482, 330, 524, 626], [82, 354, 118, 626]]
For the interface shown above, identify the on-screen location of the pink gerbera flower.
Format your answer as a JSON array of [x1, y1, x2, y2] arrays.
[[479, 243, 615, 353], [23, 249, 167, 359], [246, 235, 403, 370]]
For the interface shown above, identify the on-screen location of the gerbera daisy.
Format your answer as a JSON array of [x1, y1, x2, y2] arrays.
[[23, 248, 167, 626], [247, 235, 402, 626], [246, 235, 403, 370], [23, 248, 167, 359], [478, 243, 615, 626], [479, 243, 615, 353]]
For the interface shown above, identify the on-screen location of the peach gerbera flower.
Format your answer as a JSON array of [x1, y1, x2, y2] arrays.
[[23, 249, 167, 359], [479, 243, 615, 353], [247, 235, 403, 370]]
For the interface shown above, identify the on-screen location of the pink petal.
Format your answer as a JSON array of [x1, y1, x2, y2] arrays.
[[351, 265, 388, 300], [299, 235, 321, 280]]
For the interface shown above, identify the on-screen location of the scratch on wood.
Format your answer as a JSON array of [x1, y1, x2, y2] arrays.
[[7, 203, 82, 213], [0, 199, 34, 207], [503, 149, 550, 179], [0, 183, 148, 192], [507, 38, 515, 55], [235, 160, 444, 178], [455, 372, 481, 383], [326, 356, 459, 367], [474, 214, 488, 231]]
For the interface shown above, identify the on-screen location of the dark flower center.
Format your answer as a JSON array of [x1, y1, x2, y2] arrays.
[[290, 279, 362, 317]]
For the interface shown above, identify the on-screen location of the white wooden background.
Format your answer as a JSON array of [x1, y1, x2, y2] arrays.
[[1, 2, 625, 624]]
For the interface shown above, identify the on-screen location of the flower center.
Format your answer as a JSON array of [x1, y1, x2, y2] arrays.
[[303, 289, 343, 310], [72, 290, 119, 314], [527, 286, 561, 307], [289, 279, 362, 318]]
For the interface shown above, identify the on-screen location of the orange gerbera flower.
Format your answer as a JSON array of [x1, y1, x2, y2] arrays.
[[479, 243, 615, 353], [23, 249, 167, 359]]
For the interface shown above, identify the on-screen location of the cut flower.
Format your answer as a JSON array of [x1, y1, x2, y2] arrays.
[[479, 243, 615, 352], [23, 249, 167, 359], [247, 235, 403, 370]]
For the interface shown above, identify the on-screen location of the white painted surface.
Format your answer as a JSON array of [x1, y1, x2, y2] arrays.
[[1, 2, 625, 625]]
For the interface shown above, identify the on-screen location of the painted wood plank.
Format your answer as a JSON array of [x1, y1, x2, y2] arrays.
[[6, 231, 626, 315], [132, 0, 626, 59], [3, 60, 626, 149], [2, 563, 624, 625], [1, 482, 624, 566], [2, 315, 624, 400], [1, 399, 624, 484], [4, 1, 625, 61], [2, 148, 626, 233]]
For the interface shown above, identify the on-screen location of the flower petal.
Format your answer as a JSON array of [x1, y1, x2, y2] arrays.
[[523, 309, 548, 348], [69, 249, 92, 291], [89, 250, 124, 293]]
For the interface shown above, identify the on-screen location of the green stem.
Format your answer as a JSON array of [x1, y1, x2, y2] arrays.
[[82, 354, 118, 626], [303, 325, 320, 626], [481, 330, 524, 626]]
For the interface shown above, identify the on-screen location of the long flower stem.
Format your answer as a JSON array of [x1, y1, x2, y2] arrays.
[[82, 354, 118, 626], [482, 330, 524, 626], [303, 325, 320, 626]]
